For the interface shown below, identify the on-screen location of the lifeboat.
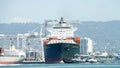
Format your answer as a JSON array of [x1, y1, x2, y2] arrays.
[[66, 37, 72, 40], [49, 37, 58, 40], [73, 37, 80, 45]]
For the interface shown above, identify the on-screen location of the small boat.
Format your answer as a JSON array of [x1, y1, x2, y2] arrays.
[[22, 59, 44, 64], [72, 57, 86, 63], [87, 58, 97, 63], [63, 54, 86, 63]]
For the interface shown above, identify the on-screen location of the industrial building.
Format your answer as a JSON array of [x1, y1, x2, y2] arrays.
[[80, 37, 93, 55]]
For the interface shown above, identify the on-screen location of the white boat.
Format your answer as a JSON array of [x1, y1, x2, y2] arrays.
[[72, 57, 86, 63], [0, 45, 26, 64], [88, 58, 97, 63]]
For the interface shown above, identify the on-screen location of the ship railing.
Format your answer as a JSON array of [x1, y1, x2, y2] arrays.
[[48, 40, 76, 44]]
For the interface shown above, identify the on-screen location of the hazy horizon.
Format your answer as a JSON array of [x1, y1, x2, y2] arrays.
[[0, 0, 120, 23]]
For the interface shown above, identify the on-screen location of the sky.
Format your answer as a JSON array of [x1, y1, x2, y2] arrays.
[[0, 0, 120, 23]]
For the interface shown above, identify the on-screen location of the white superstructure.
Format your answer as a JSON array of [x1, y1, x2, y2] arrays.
[[43, 17, 79, 45], [47, 23, 77, 39]]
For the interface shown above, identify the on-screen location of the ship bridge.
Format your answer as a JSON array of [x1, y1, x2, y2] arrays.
[[47, 18, 77, 39]]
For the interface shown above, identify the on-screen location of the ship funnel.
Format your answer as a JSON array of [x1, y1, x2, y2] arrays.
[[59, 17, 65, 24]]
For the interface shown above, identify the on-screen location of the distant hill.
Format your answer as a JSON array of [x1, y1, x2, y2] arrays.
[[76, 20, 120, 53], [0, 20, 120, 53], [0, 23, 41, 35]]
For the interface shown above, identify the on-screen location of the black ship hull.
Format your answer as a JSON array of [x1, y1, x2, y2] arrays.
[[44, 43, 80, 63]]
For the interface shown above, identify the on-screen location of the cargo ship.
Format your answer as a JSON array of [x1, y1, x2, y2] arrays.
[[42, 17, 80, 63], [0, 45, 26, 64]]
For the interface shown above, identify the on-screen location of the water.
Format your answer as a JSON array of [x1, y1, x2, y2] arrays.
[[0, 63, 120, 68]]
